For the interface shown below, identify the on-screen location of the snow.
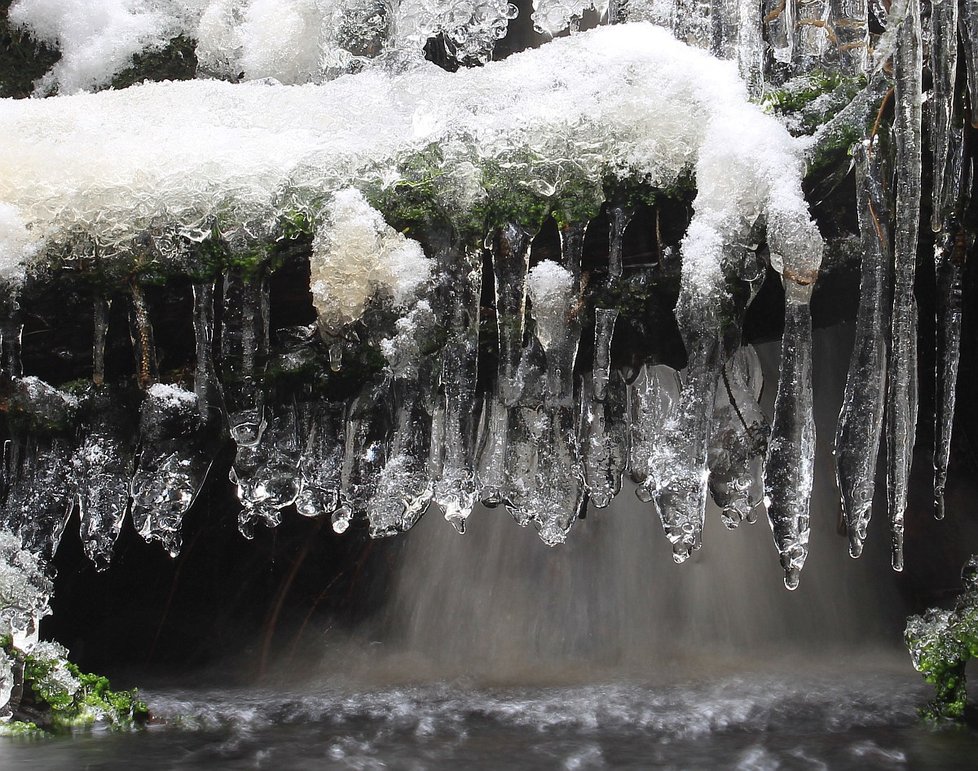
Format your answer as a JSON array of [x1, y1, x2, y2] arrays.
[[0, 24, 815, 312]]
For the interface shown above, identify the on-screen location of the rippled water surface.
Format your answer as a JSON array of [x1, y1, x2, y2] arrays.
[[2, 659, 976, 770]]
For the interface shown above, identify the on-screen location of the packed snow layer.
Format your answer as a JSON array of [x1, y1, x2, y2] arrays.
[[0, 24, 817, 299]]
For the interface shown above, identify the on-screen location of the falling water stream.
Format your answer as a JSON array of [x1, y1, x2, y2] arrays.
[[2, 327, 975, 769]]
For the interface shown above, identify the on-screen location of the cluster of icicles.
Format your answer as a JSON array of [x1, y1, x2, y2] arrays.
[[1, 207, 818, 587], [0, 1, 972, 592]]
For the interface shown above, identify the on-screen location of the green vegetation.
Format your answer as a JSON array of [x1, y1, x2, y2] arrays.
[[764, 69, 867, 136], [905, 555, 978, 721], [1, 638, 149, 735]]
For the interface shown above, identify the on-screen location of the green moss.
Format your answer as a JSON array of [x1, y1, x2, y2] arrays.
[[551, 175, 603, 228], [906, 556, 978, 721], [764, 70, 867, 136], [0, 721, 44, 737], [21, 651, 149, 732]]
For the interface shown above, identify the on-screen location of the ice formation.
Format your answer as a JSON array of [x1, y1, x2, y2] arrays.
[[0, 0, 971, 594]]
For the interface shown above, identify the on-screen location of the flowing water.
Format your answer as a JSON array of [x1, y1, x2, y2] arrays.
[[3, 328, 977, 767]]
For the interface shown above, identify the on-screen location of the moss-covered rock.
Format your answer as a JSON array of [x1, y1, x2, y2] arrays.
[[905, 555, 978, 721], [1, 637, 149, 734]]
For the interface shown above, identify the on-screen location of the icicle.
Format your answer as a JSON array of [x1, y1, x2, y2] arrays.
[[933, 129, 971, 519], [475, 223, 531, 507], [128, 278, 159, 390], [524, 250, 586, 545], [886, 0, 922, 571], [628, 364, 682, 491], [491, 223, 532, 405], [368, 379, 434, 537], [2, 435, 75, 562], [794, 0, 829, 68], [433, 237, 482, 533], [92, 297, 110, 387], [230, 402, 302, 538], [737, 0, 764, 96], [130, 385, 207, 556], [960, 0, 978, 124], [764, 182, 823, 588], [367, 300, 438, 537], [130, 282, 225, 555], [1, 378, 78, 560], [930, 0, 958, 233], [764, 282, 816, 589], [339, 380, 392, 528], [708, 345, 769, 528], [582, 309, 627, 508], [221, 269, 300, 538], [0, 306, 23, 380], [73, 388, 134, 570], [607, 203, 632, 280], [829, 0, 868, 73], [765, 0, 795, 66], [835, 140, 892, 557], [295, 400, 344, 519]]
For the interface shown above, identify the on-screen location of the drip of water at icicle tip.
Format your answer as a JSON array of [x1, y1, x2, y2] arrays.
[[0, 2, 977, 739]]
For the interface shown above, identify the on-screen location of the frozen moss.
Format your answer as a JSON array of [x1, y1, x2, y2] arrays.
[[5, 638, 150, 733], [905, 555, 978, 721]]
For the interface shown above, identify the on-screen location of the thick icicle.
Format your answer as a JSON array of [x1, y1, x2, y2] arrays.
[[475, 223, 531, 506], [222, 269, 300, 537], [647, 224, 766, 560], [829, 0, 868, 73], [73, 387, 135, 570], [929, 0, 957, 233], [708, 345, 769, 528], [130, 281, 225, 555], [338, 380, 392, 532], [1, 374, 78, 561], [764, 185, 823, 588], [525, 248, 586, 545], [432, 235, 482, 532], [607, 203, 633, 280], [368, 301, 437, 537], [229, 402, 302, 538], [628, 364, 682, 492], [765, 0, 795, 66], [582, 308, 627, 508], [794, 0, 829, 68], [835, 140, 892, 557], [295, 400, 344, 519], [492, 223, 533, 405], [886, 0, 922, 571], [933, 129, 971, 519], [737, 0, 764, 95], [764, 282, 816, 590]]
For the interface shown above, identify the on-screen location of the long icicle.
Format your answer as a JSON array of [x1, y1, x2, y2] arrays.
[[960, 0, 978, 126], [886, 0, 922, 571], [765, 280, 816, 590], [929, 0, 958, 233], [835, 139, 892, 557], [933, 128, 971, 519]]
